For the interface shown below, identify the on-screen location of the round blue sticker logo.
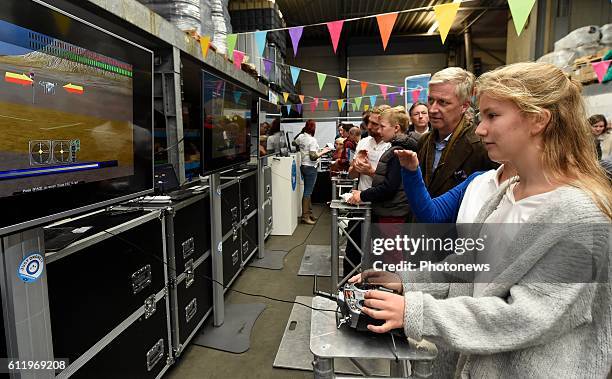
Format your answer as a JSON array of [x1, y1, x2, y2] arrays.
[[291, 160, 297, 191], [18, 253, 44, 283]]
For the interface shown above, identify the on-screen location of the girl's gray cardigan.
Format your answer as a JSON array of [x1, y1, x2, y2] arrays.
[[400, 183, 611, 378]]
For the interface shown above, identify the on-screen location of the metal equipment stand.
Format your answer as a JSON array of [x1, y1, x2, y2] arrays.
[[330, 200, 371, 292], [249, 156, 288, 270], [194, 173, 265, 353], [310, 297, 437, 379], [331, 177, 358, 200]]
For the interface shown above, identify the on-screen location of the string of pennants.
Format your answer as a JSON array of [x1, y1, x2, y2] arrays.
[[278, 86, 429, 114], [200, 0, 538, 63]]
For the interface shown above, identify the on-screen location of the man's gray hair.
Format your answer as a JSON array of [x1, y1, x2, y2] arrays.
[[430, 67, 475, 104]]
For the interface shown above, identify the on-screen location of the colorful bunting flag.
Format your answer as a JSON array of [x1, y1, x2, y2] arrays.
[[508, 0, 537, 36], [354, 96, 362, 110], [400, 87, 404, 96], [296, 103, 303, 114], [289, 26, 304, 57], [233, 91, 242, 104], [369, 95, 377, 107], [364, 104, 370, 111], [336, 99, 345, 112], [376, 13, 398, 51], [233, 50, 245, 69], [411, 89, 422, 104], [254, 31, 268, 57], [323, 100, 330, 111], [298, 95, 305, 103], [360, 81, 368, 96], [339, 77, 348, 93], [592, 60, 611, 83], [314, 98, 319, 108], [351, 102, 357, 111], [285, 104, 292, 115], [226, 33, 238, 56], [317, 72, 327, 91], [326, 20, 345, 54], [379, 85, 388, 100], [290, 66, 301, 86], [433, 2, 461, 44], [389, 92, 396, 105], [263, 58, 273, 76], [309, 101, 316, 112], [200, 35, 211, 59], [283, 92, 290, 103]]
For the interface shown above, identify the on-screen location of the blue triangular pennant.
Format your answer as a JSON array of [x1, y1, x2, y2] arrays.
[[290, 66, 301, 86], [233, 91, 242, 104], [254, 31, 268, 57]]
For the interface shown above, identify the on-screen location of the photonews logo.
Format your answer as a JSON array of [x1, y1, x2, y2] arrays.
[[18, 253, 44, 283]]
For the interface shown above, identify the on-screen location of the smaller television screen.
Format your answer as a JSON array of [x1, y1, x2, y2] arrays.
[[201, 70, 253, 174], [258, 98, 285, 157]]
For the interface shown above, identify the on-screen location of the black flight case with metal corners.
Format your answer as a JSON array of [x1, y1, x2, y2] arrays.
[[45, 208, 172, 379]]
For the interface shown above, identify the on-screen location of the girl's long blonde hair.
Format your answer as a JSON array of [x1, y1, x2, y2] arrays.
[[476, 62, 612, 219]]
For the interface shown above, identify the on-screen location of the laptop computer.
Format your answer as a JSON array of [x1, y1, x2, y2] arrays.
[[154, 164, 200, 201]]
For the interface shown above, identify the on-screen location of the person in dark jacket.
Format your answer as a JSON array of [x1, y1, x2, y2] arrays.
[[417, 67, 497, 198], [347, 106, 417, 220]]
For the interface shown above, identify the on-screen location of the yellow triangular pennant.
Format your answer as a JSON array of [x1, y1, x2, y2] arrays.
[[338, 77, 347, 94], [200, 36, 211, 59], [283, 92, 289, 103], [433, 2, 461, 44]]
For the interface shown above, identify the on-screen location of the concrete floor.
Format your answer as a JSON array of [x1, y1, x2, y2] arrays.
[[166, 205, 331, 379]]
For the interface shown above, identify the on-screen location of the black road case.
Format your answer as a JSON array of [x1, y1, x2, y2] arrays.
[[45, 209, 172, 378]]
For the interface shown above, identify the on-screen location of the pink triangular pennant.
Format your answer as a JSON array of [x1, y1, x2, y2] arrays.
[[360, 81, 368, 96], [326, 20, 344, 54], [411, 89, 422, 104], [233, 50, 245, 70], [309, 101, 316, 112], [376, 13, 398, 51], [314, 97, 319, 107], [592, 60, 611, 83], [379, 85, 388, 100]]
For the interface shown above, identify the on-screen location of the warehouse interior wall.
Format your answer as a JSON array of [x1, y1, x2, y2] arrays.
[[506, 2, 539, 63]]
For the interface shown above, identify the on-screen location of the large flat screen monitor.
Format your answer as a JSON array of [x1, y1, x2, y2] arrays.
[[0, 0, 153, 235], [258, 98, 286, 158], [201, 70, 253, 174]]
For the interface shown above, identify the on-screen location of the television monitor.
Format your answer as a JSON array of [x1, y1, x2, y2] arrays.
[[201, 70, 253, 174], [0, 0, 153, 235], [258, 98, 286, 158]]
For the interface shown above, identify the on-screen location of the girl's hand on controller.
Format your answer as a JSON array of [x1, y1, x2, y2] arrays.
[[361, 290, 405, 333], [358, 270, 404, 294]]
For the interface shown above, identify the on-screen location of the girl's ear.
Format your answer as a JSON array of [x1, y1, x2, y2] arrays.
[[529, 109, 551, 136]]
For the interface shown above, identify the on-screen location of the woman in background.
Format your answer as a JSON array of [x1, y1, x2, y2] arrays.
[[294, 120, 331, 224]]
